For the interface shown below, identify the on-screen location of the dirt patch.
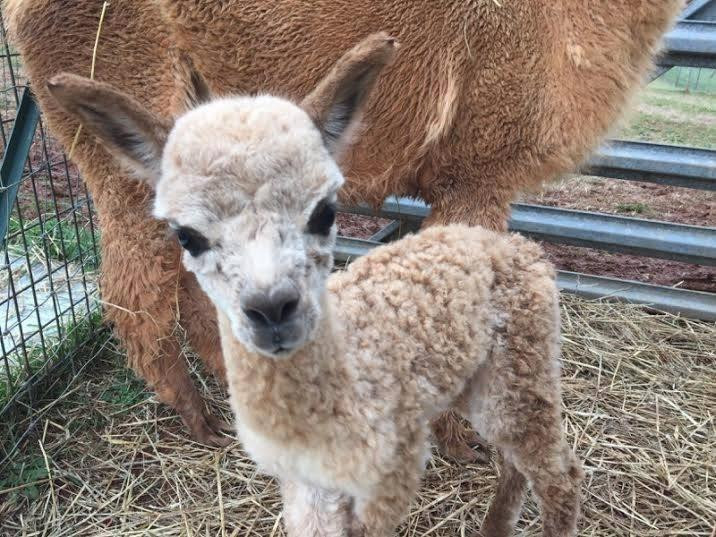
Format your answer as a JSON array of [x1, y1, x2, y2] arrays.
[[522, 175, 715, 227], [337, 213, 390, 239], [542, 243, 716, 292], [520, 176, 716, 293]]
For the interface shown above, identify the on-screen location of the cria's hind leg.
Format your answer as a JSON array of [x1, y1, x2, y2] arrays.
[[511, 441, 583, 537], [475, 435, 581, 537], [476, 381, 582, 537], [471, 382, 583, 536], [476, 455, 527, 537], [469, 259, 581, 535]]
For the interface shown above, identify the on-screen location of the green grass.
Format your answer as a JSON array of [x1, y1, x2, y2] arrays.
[[99, 368, 148, 410], [618, 78, 716, 149], [620, 111, 716, 148], [5, 216, 99, 269], [615, 202, 649, 215], [0, 312, 110, 502], [640, 88, 715, 117], [0, 456, 48, 501], [0, 309, 104, 407], [0, 341, 138, 503]]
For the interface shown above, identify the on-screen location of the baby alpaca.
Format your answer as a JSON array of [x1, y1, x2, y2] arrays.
[[47, 34, 583, 537]]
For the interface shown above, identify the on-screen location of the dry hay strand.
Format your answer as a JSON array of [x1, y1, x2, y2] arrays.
[[0, 294, 714, 536]]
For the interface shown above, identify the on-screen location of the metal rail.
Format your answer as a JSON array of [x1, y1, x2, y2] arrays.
[[586, 141, 716, 191], [341, 198, 716, 266], [335, 238, 716, 321], [556, 271, 716, 321], [510, 205, 716, 266], [662, 20, 716, 68], [682, 0, 716, 20]]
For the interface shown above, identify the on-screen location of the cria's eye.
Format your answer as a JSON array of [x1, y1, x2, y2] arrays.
[[175, 226, 210, 257], [307, 199, 336, 236]]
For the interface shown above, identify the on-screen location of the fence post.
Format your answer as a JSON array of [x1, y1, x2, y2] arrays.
[[0, 87, 40, 246]]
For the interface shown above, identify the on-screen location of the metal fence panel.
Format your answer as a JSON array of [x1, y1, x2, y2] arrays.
[[662, 21, 716, 68], [0, 11, 102, 416], [586, 141, 716, 191]]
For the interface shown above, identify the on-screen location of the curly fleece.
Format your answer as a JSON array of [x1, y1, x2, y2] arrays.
[[220, 225, 583, 537]]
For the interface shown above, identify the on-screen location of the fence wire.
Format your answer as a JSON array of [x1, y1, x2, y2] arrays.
[[0, 10, 102, 417]]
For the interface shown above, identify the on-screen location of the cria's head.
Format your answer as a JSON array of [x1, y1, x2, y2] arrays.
[[48, 33, 396, 359]]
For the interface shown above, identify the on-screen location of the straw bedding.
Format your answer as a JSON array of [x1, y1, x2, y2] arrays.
[[0, 294, 714, 536]]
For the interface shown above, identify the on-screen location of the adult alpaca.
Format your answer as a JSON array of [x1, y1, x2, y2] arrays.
[[4, 0, 683, 452]]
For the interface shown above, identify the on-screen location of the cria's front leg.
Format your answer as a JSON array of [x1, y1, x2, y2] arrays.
[[281, 479, 352, 537], [350, 484, 415, 537], [350, 461, 422, 537]]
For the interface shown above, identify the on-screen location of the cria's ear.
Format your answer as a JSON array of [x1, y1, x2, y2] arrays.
[[301, 32, 397, 156], [170, 49, 213, 114], [46, 73, 169, 186]]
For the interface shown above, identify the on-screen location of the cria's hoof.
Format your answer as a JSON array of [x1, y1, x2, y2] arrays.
[[438, 429, 491, 464]]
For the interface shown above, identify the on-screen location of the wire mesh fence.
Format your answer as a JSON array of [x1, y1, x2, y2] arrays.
[[0, 11, 102, 419], [664, 66, 716, 92]]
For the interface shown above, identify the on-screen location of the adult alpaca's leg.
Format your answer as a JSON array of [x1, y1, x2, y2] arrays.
[[102, 238, 231, 447], [178, 269, 227, 383]]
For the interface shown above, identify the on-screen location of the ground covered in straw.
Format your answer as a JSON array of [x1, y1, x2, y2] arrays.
[[0, 295, 714, 536]]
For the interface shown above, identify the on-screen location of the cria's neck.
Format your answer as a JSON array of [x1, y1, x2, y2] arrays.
[[218, 299, 348, 439]]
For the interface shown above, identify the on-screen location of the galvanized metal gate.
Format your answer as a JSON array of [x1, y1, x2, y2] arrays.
[[336, 1, 716, 321]]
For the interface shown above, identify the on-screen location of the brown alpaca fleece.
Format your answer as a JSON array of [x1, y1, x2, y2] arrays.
[[3, 0, 682, 453], [159, 0, 684, 228], [3, 0, 232, 445]]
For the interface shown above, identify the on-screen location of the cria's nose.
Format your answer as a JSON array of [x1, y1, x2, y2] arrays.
[[241, 285, 300, 327]]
